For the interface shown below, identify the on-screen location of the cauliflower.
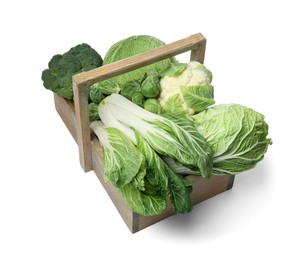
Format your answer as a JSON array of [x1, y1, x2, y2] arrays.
[[158, 61, 213, 115]]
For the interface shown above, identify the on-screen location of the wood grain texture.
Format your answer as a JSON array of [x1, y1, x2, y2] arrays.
[[137, 175, 234, 232], [54, 94, 235, 233], [72, 33, 206, 172], [54, 94, 76, 142]]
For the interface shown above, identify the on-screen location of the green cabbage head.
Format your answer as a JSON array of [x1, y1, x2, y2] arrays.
[[192, 104, 272, 175]]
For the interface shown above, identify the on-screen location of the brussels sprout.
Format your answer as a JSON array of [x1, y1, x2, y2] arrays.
[[120, 80, 141, 100], [141, 74, 161, 98], [94, 79, 121, 95], [89, 84, 105, 104], [144, 98, 162, 114], [131, 93, 145, 107], [88, 103, 99, 121]]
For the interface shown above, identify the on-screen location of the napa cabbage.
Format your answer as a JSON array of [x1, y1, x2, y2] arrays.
[[193, 104, 272, 175], [99, 93, 214, 178]]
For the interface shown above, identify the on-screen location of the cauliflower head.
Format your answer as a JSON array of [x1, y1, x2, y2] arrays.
[[158, 61, 214, 115]]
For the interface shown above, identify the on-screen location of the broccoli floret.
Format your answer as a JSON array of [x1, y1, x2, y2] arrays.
[[48, 54, 62, 69], [41, 43, 103, 99]]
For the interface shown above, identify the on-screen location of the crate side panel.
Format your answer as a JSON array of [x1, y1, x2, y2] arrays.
[[91, 137, 135, 232], [138, 175, 234, 231], [54, 94, 77, 142], [189, 175, 234, 205]]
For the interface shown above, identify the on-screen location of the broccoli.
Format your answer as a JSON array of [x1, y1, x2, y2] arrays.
[[41, 43, 103, 99]]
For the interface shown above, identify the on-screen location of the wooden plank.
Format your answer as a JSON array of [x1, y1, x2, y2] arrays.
[[91, 136, 136, 232], [73, 81, 92, 172], [136, 175, 234, 232], [72, 33, 207, 172], [54, 94, 77, 142], [190, 34, 206, 63]]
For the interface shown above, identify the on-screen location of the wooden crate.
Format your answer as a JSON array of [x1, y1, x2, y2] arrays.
[[54, 33, 235, 233]]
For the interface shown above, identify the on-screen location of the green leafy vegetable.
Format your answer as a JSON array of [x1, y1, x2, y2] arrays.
[[160, 62, 187, 77], [118, 183, 166, 216], [131, 93, 145, 107], [143, 98, 162, 114], [91, 120, 167, 216], [134, 131, 192, 213], [140, 73, 161, 98], [92, 79, 120, 96], [99, 94, 213, 178], [162, 94, 186, 116], [192, 104, 272, 175], [120, 80, 141, 100], [180, 85, 215, 112], [89, 84, 105, 104], [102, 35, 176, 86], [88, 103, 99, 121], [159, 61, 213, 115], [92, 112, 193, 215], [90, 121, 145, 188]]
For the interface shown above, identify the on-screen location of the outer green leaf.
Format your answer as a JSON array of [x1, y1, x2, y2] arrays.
[[119, 183, 166, 216], [159, 63, 187, 77], [88, 103, 99, 121], [144, 99, 162, 114], [164, 165, 193, 213], [131, 92, 145, 107], [131, 159, 146, 191], [180, 85, 215, 112], [162, 94, 186, 116], [135, 131, 192, 214], [140, 74, 161, 98], [89, 84, 105, 104], [120, 80, 141, 100], [90, 122, 145, 188], [94, 80, 120, 95], [162, 114, 214, 178], [135, 131, 168, 195]]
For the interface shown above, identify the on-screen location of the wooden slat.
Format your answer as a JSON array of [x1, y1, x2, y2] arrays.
[[190, 36, 206, 63], [136, 175, 234, 232], [72, 33, 206, 172], [54, 94, 77, 142]]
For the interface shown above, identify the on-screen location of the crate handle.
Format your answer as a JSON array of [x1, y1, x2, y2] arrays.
[[73, 33, 206, 172]]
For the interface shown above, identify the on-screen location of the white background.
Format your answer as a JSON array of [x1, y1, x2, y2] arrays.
[[1, 0, 304, 259]]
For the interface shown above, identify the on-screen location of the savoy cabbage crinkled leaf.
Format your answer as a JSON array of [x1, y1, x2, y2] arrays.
[[103, 35, 176, 86]]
